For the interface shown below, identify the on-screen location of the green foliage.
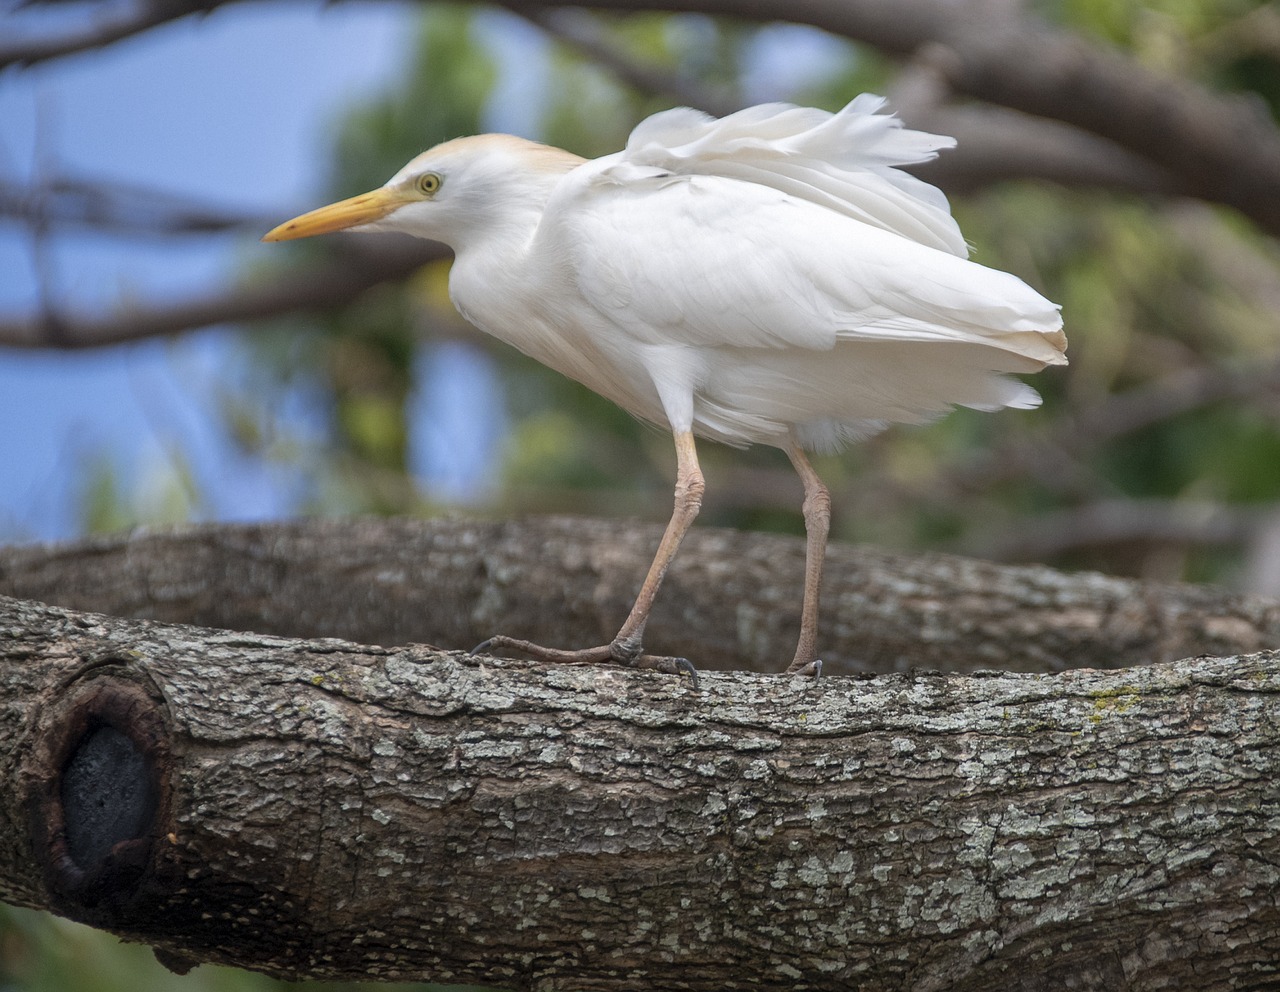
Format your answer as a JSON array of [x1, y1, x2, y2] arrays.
[[1058, 0, 1280, 134], [0, 905, 485, 992], [1058, 0, 1249, 49], [78, 457, 135, 535], [78, 449, 199, 535]]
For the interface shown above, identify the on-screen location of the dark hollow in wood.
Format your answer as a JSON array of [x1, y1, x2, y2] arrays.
[[24, 674, 172, 915], [61, 725, 157, 870]]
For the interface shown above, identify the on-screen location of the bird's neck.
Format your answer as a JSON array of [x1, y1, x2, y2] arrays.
[[447, 168, 566, 258], [445, 164, 579, 337], [446, 195, 554, 340]]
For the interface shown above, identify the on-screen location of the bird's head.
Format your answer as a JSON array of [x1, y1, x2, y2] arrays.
[[262, 135, 584, 251]]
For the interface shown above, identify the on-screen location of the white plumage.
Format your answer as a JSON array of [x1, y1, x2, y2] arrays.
[[265, 96, 1066, 680]]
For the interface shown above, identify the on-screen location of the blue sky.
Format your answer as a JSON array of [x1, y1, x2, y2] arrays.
[[0, 3, 429, 541]]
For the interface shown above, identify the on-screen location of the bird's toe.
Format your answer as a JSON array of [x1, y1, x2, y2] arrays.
[[782, 657, 822, 678], [632, 653, 701, 689]]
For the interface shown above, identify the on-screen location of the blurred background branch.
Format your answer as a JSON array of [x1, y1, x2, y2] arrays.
[[0, 174, 270, 235], [0, 238, 445, 347]]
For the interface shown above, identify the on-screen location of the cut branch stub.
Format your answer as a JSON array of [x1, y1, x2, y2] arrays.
[[22, 666, 174, 921]]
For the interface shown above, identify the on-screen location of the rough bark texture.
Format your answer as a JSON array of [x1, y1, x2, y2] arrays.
[[0, 593, 1277, 990], [3, 516, 1279, 676], [3, 519, 1280, 989]]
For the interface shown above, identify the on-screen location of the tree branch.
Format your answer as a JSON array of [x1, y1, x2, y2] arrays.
[[514, 6, 742, 117], [959, 497, 1264, 562], [0, 175, 274, 237], [0, 0, 213, 69], [0, 116, 1181, 349], [3, 516, 1279, 675], [520, 7, 1184, 198], [2, 585, 1278, 989], [0, 237, 445, 349], [905, 104, 1183, 198]]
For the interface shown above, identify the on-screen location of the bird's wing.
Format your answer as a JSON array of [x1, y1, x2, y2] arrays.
[[548, 170, 1064, 367], [620, 95, 968, 257]]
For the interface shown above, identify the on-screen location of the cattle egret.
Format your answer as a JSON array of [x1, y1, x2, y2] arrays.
[[264, 95, 1066, 682]]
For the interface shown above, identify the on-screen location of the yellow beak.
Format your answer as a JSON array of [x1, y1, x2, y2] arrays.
[[262, 187, 409, 242]]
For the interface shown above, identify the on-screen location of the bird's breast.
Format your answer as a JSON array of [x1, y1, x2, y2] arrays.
[[448, 252, 666, 424]]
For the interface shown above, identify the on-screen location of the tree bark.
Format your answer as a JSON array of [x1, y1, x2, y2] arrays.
[[3, 517, 1280, 677], [1, 590, 1278, 990]]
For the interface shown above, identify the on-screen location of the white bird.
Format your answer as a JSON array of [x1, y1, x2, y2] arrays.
[[264, 95, 1066, 681]]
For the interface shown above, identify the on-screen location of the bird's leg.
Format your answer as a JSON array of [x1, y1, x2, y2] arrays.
[[783, 441, 830, 677], [473, 429, 703, 682], [608, 428, 704, 661]]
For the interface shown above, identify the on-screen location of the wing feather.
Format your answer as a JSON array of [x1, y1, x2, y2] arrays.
[[621, 95, 967, 256], [553, 174, 1064, 367]]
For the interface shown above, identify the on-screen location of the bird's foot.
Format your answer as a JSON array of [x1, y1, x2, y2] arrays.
[[471, 635, 699, 688], [782, 656, 823, 678]]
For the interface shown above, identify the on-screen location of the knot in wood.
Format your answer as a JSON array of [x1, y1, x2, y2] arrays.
[[23, 670, 172, 918]]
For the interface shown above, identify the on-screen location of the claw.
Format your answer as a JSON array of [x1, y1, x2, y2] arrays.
[[470, 638, 494, 655], [783, 657, 823, 678], [627, 652, 701, 689]]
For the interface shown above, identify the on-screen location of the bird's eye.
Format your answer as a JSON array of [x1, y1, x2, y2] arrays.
[[416, 172, 443, 196]]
